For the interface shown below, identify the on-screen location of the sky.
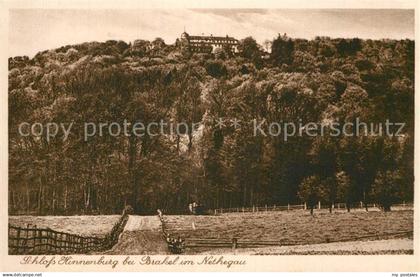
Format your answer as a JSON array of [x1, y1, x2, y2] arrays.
[[9, 9, 414, 57]]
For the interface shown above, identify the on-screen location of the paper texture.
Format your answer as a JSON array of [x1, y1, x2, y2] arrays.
[[1, 0, 419, 272]]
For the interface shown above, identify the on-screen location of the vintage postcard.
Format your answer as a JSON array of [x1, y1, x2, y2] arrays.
[[0, 0, 419, 273]]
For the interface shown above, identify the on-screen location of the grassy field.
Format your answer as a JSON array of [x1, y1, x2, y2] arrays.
[[8, 209, 413, 255], [200, 238, 413, 255], [164, 209, 413, 252], [9, 215, 120, 237]]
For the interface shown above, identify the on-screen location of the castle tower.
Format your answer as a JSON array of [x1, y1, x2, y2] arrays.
[[180, 31, 190, 51]]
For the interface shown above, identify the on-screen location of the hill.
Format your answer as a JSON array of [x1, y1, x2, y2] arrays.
[[8, 36, 414, 215]]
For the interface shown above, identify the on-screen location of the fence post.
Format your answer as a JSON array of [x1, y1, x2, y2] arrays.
[[38, 229, 43, 252], [49, 231, 52, 252], [16, 228, 21, 254], [214, 209, 217, 215], [25, 224, 29, 251], [318, 201, 321, 210], [304, 202, 307, 210], [53, 232, 57, 254], [45, 231, 48, 252], [32, 229, 37, 252], [360, 201, 363, 209], [273, 204, 276, 210], [253, 205, 255, 212], [287, 204, 290, 211], [265, 205, 268, 212], [57, 233, 61, 252]]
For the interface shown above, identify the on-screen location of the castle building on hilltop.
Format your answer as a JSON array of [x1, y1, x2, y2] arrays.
[[179, 31, 239, 54]]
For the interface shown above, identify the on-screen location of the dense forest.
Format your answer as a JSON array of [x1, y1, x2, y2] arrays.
[[9, 34, 414, 215]]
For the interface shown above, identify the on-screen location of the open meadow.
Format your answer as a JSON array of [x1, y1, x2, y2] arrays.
[[8, 208, 413, 255], [9, 215, 120, 238]]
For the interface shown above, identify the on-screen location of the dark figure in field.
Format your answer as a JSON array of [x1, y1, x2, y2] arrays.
[[195, 204, 206, 215], [346, 201, 351, 213], [307, 196, 317, 215], [189, 201, 207, 215]]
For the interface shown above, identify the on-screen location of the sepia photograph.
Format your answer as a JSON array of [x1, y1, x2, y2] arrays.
[[1, 1, 419, 273]]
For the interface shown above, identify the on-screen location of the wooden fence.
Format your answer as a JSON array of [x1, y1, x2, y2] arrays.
[[8, 207, 131, 255], [158, 208, 413, 253], [211, 202, 413, 215], [158, 211, 185, 254], [8, 225, 107, 254], [185, 230, 414, 250]]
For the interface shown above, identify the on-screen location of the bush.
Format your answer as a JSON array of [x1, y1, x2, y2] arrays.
[[370, 171, 403, 212], [205, 60, 227, 78], [123, 205, 134, 215], [298, 175, 324, 214]]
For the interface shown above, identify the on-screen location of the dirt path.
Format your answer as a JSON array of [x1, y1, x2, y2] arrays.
[[103, 215, 169, 255], [124, 215, 162, 231], [197, 238, 413, 255]]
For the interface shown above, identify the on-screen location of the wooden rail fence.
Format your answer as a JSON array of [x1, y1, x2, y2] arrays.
[[158, 210, 185, 254], [9, 225, 106, 254], [211, 202, 413, 215], [8, 207, 131, 255], [158, 203, 413, 253], [184, 230, 414, 250]]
